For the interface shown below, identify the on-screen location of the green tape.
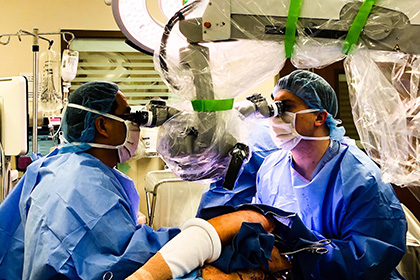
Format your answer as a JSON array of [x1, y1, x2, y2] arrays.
[[183, 0, 189, 4], [285, 0, 303, 58], [117, 162, 131, 175], [191, 99, 234, 112], [342, 0, 376, 55]]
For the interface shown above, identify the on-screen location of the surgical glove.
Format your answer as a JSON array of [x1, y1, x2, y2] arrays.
[[137, 211, 146, 225]]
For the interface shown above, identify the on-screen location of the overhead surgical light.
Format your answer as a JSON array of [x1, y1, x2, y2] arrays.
[[111, 0, 185, 55]]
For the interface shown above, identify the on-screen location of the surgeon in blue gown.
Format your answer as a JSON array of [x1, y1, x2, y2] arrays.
[[0, 81, 180, 280], [257, 70, 407, 279], [0, 81, 288, 280], [198, 70, 407, 280]]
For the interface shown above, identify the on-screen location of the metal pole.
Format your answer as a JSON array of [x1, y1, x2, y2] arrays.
[[32, 28, 39, 154], [0, 29, 75, 156]]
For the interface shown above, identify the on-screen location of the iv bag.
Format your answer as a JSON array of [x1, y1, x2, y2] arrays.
[[39, 49, 62, 112], [61, 49, 79, 82]]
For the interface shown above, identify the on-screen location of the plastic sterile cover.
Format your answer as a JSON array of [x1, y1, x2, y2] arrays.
[[154, 0, 286, 181], [344, 48, 420, 201], [290, 0, 420, 68], [157, 0, 420, 72], [154, 0, 287, 100], [153, 0, 420, 186], [157, 109, 250, 182]]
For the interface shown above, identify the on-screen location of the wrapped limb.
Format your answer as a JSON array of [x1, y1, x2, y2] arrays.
[[201, 246, 290, 280], [127, 210, 290, 280]]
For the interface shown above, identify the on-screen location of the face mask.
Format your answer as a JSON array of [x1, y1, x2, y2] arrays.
[[269, 108, 329, 150], [67, 103, 141, 163]]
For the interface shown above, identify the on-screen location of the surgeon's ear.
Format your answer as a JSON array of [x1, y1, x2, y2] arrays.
[[95, 116, 110, 138], [314, 111, 328, 127]]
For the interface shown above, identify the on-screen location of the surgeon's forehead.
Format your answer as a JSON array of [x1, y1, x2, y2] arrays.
[[273, 90, 307, 108], [114, 91, 131, 114]]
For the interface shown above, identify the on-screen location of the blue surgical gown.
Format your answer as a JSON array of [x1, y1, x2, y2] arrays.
[[255, 140, 407, 279], [197, 120, 279, 213], [0, 148, 180, 280]]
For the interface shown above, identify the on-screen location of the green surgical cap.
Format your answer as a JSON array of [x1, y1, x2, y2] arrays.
[[272, 70, 345, 140], [62, 81, 119, 143]]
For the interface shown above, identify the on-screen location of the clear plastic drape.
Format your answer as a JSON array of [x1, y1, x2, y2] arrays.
[[153, 0, 420, 198], [154, 0, 286, 182], [345, 49, 420, 200]]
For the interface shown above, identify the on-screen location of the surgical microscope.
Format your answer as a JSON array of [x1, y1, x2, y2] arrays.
[[118, 91, 284, 189], [113, 0, 420, 193]]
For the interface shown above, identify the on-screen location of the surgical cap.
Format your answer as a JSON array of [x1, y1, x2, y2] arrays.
[[272, 70, 345, 140], [62, 81, 119, 143]]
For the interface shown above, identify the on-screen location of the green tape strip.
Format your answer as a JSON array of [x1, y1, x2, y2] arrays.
[[183, 0, 189, 4], [117, 162, 131, 175], [191, 99, 234, 112], [342, 0, 376, 55], [285, 0, 303, 58]]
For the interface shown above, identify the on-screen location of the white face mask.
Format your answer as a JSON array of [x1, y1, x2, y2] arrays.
[[67, 103, 140, 163], [269, 108, 330, 150]]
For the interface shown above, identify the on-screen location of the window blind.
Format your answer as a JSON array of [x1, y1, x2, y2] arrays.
[[70, 38, 174, 106]]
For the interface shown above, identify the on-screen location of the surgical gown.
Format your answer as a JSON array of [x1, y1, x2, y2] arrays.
[[0, 148, 180, 280], [255, 140, 407, 279]]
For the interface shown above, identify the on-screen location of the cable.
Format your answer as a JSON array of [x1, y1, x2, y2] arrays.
[[159, 0, 202, 88]]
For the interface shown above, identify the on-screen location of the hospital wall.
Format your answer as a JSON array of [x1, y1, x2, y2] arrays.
[[0, 0, 277, 96], [1, 0, 277, 216], [0, 0, 118, 77]]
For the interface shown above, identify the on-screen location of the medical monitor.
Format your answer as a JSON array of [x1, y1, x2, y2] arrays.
[[0, 76, 28, 156]]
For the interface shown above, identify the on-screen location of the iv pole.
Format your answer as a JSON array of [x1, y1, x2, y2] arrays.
[[0, 28, 75, 202], [33, 28, 40, 154], [0, 28, 74, 154]]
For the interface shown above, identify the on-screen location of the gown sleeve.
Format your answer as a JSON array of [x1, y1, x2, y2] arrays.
[[22, 161, 180, 280], [253, 145, 407, 280], [309, 178, 407, 280]]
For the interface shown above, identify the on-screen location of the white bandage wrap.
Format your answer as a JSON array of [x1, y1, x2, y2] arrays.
[[159, 218, 222, 279]]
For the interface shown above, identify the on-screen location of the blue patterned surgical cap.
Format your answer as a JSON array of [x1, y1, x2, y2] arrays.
[[62, 81, 119, 143]]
